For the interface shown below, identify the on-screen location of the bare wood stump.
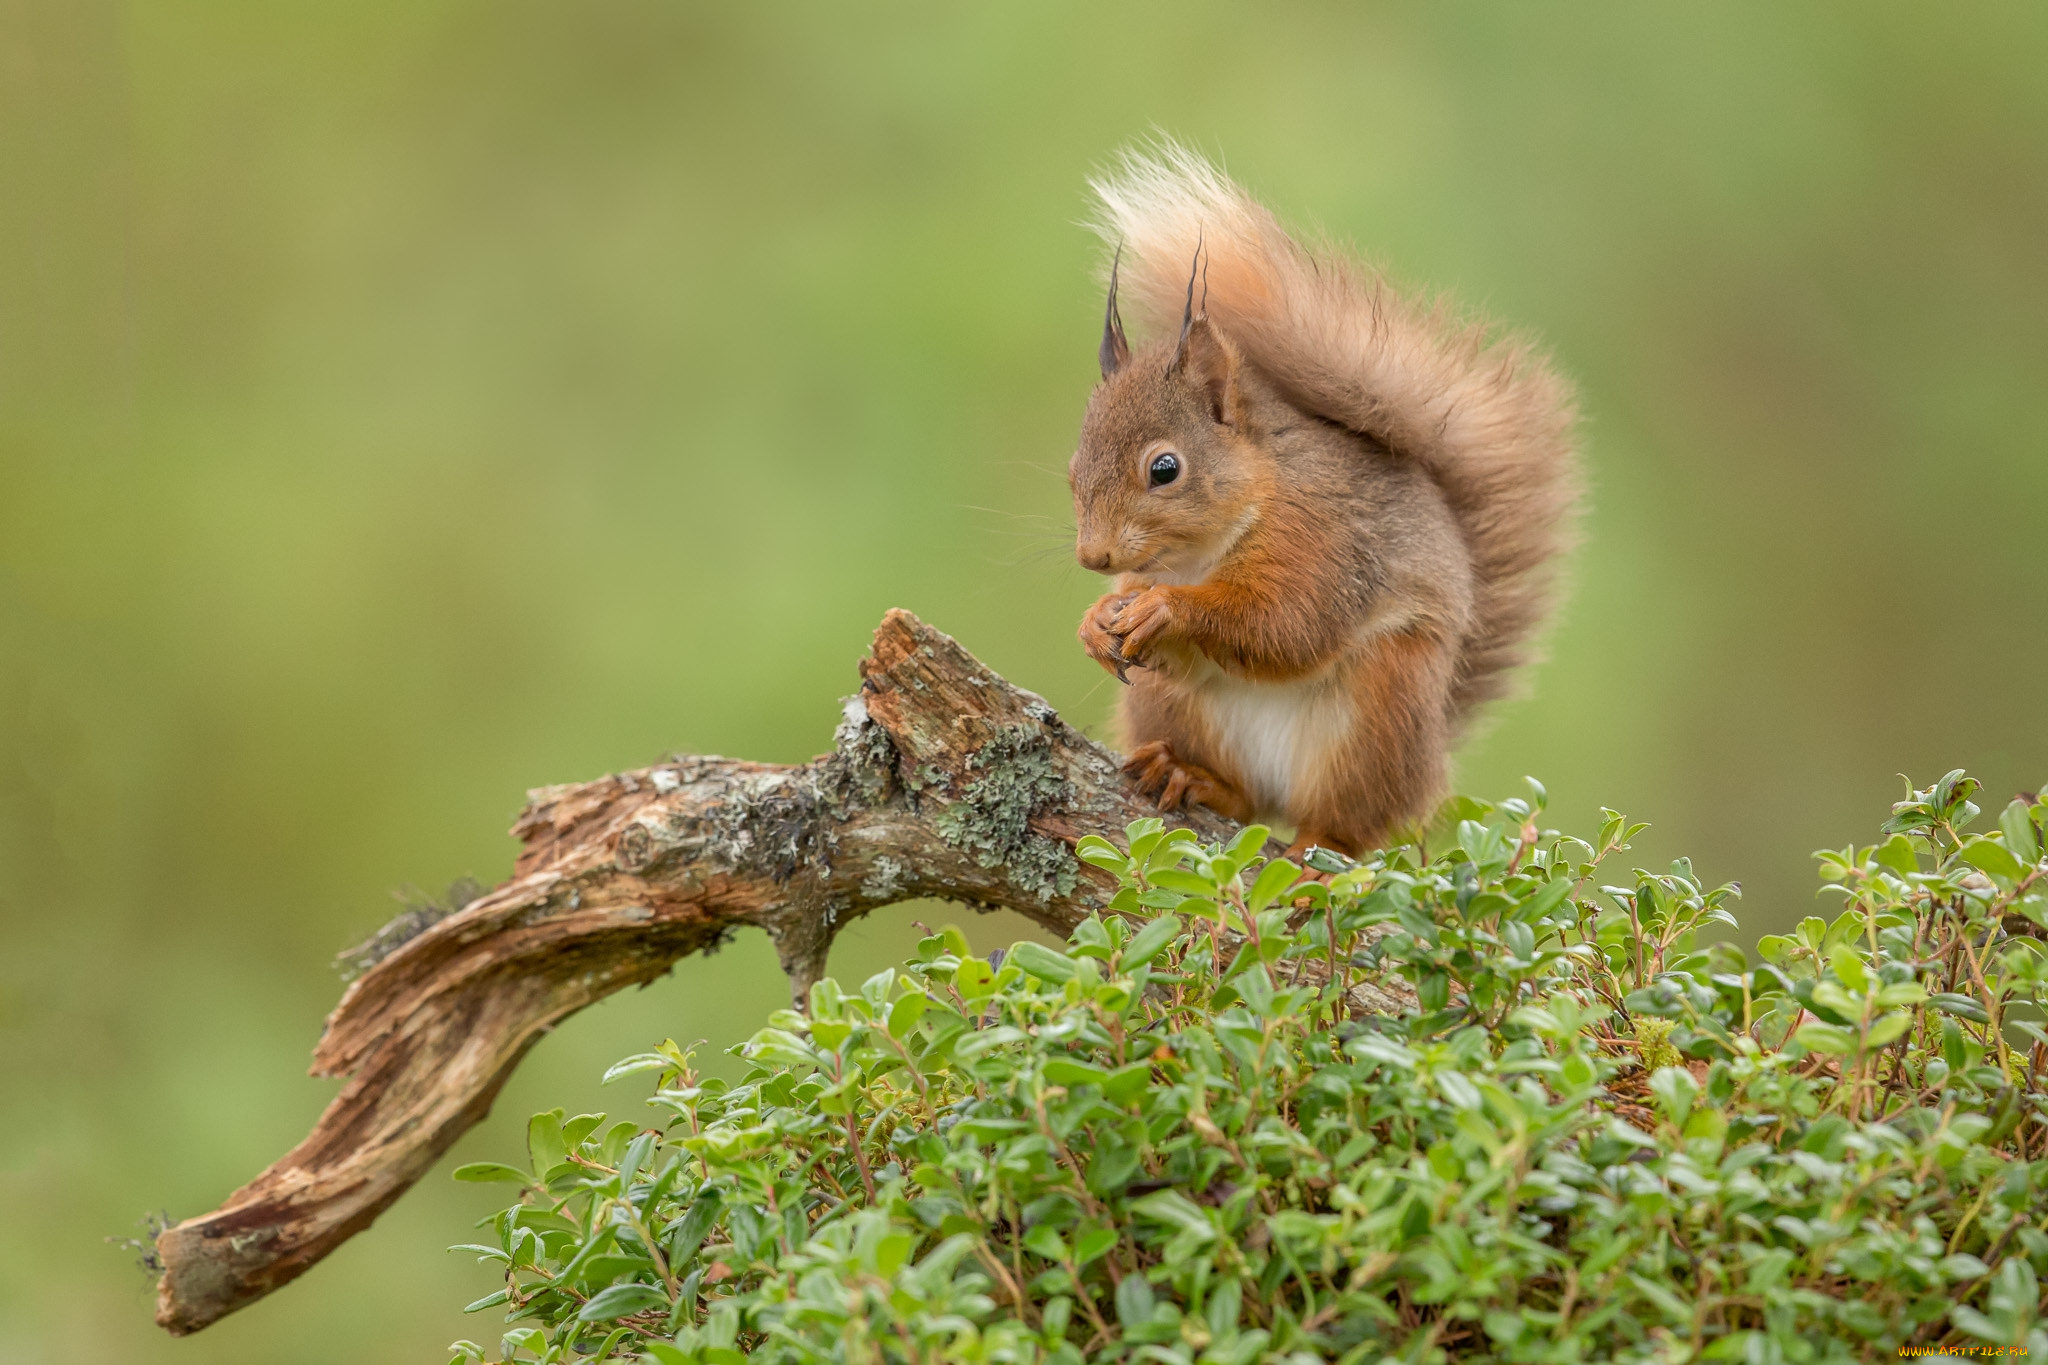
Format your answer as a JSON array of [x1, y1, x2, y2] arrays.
[[153, 610, 1268, 1333]]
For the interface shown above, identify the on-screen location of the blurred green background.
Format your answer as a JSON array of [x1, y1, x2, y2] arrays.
[[4, 2, 2046, 1359]]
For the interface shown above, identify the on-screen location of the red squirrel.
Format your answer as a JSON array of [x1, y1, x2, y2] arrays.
[[1069, 145, 1581, 857]]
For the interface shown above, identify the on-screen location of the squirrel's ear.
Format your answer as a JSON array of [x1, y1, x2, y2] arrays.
[[1178, 316, 1242, 428], [1162, 236, 1236, 424], [1098, 245, 1130, 379]]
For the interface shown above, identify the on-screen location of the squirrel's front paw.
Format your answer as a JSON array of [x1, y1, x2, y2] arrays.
[[1079, 591, 1139, 682], [1108, 586, 1176, 669]]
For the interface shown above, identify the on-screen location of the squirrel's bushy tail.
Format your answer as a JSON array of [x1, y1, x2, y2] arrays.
[[1091, 142, 1582, 725]]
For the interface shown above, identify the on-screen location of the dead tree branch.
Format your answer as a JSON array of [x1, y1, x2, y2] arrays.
[[152, 610, 1407, 1334]]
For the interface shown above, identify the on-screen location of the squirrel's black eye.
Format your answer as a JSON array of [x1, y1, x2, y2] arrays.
[[1148, 452, 1181, 487]]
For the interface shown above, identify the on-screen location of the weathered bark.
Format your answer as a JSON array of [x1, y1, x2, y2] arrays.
[[152, 609, 1410, 1334], [147, 613, 1187, 1331]]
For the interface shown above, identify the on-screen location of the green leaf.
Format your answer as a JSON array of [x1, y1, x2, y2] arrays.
[[1647, 1066, 1697, 1127], [1435, 1071, 1482, 1110], [754, 1025, 832, 1064], [1042, 1057, 1109, 1088], [451, 1162, 532, 1186], [1626, 1271, 1692, 1324], [587, 1328, 633, 1361], [1417, 971, 1450, 1013], [1072, 916, 1114, 953], [814, 1074, 860, 1114], [1149, 867, 1216, 896], [1008, 940, 1078, 983], [447, 1242, 512, 1263], [1810, 981, 1860, 1017], [953, 956, 997, 998], [1999, 799, 2042, 863], [1133, 1190, 1214, 1237], [1115, 1273, 1155, 1329], [1236, 963, 1275, 1014], [1864, 1012, 1911, 1049], [806, 1019, 852, 1055], [527, 1110, 568, 1177], [1822, 907, 1861, 950], [1794, 1022, 1857, 1055], [1826, 943, 1868, 992], [1516, 876, 1575, 922], [1074, 1226, 1118, 1265], [666, 1194, 721, 1264], [555, 1222, 619, 1284], [1929, 992, 1990, 1023], [1703, 1332, 1762, 1361], [1226, 824, 1273, 860], [1873, 980, 1926, 1008], [1581, 1232, 1634, 1274], [1304, 844, 1354, 874], [1755, 934, 1796, 966], [1102, 1061, 1154, 1104], [1559, 1053, 1598, 1089], [1124, 818, 1166, 862], [1873, 833, 1919, 875], [1940, 1253, 1991, 1282], [1960, 836, 2023, 883], [873, 1231, 914, 1277], [1484, 1310, 1526, 1346], [886, 992, 928, 1040], [562, 1113, 606, 1149], [952, 1025, 1028, 1061], [1120, 913, 1181, 968], [1086, 1141, 1142, 1195], [576, 1282, 670, 1322], [861, 966, 897, 1007], [600, 1053, 676, 1085], [1023, 1224, 1068, 1262], [1245, 857, 1302, 913], [1074, 834, 1128, 873], [618, 1130, 654, 1189]]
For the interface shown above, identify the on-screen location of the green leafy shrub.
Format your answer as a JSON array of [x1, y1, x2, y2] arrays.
[[445, 772, 2048, 1364]]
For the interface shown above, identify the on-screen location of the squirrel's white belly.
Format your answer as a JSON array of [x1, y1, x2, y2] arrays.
[[1193, 667, 1354, 818]]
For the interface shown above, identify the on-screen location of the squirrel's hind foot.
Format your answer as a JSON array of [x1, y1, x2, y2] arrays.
[[1122, 741, 1250, 821]]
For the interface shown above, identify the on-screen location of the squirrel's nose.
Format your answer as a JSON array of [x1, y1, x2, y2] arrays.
[[1077, 544, 1113, 573]]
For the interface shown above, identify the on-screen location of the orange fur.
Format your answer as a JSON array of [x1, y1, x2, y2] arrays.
[[1292, 627, 1458, 854], [1069, 144, 1581, 855]]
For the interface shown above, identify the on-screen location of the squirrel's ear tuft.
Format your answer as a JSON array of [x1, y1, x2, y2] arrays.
[[1099, 245, 1130, 380], [1179, 316, 1242, 428], [1164, 235, 1207, 379]]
